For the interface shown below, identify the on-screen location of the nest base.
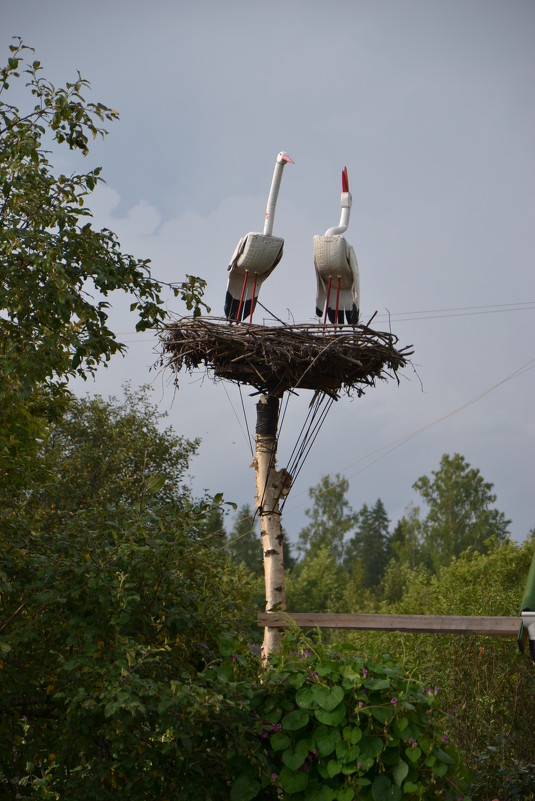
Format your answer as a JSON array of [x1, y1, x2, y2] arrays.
[[160, 317, 413, 398]]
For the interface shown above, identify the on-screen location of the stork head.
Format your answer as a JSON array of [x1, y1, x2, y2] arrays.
[[277, 151, 295, 165]]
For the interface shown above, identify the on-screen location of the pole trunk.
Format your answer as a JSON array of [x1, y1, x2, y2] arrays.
[[253, 395, 289, 664]]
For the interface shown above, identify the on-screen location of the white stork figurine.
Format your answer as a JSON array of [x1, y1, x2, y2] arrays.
[[313, 166, 360, 325], [224, 151, 294, 322]]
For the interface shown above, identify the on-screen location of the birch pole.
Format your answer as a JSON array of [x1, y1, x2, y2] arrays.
[[253, 395, 290, 664]]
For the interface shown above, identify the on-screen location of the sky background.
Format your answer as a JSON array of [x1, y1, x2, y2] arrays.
[[3, 0, 534, 545]]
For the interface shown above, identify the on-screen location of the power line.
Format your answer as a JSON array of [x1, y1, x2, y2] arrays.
[[282, 357, 535, 516]]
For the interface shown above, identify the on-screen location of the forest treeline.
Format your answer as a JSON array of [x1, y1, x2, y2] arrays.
[[223, 452, 515, 613], [2, 39, 534, 799]]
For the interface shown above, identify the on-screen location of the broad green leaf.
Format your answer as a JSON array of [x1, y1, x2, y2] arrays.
[[282, 709, 310, 731], [392, 758, 409, 787], [270, 732, 291, 751], [327, 759, 342, 777], [343, 725, 362, 745], [405, 746, 422, 763], [313, 684, 345, 711], [282, 748, 307, 771], [296, 685, 320, 709], [230, 774, 261, 801], [315, 726, 341, 757], [315, 703, 347, 726], [372, 775, 402, 801], [279, 766, 309, 794]]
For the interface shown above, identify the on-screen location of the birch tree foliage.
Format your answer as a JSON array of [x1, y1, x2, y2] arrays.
[[0, 38, 207, 484]]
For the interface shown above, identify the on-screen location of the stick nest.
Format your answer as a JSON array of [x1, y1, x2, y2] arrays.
[[159, 316, 413, 398]]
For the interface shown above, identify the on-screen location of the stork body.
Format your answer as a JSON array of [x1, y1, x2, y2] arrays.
[[314, 167, 360, 325], [225, 151, 293, 322]]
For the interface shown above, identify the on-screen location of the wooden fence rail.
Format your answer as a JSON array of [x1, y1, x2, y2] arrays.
[[257, 612, 520, 637]]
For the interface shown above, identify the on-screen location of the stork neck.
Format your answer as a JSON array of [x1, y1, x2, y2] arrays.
[[324, 191, 352, 236], [263, 161, 285, 236]]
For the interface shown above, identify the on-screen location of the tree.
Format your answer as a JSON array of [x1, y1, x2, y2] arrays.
[[0, 387, 265, 800], [27, 385, 199, 531], [414, 453, 511, 571], [227, 504, 263, 574], [0, 38, 207, 492], [296, 474, 357, 563], [286, 545, 348, 613], [351, 539, 535, 801], [344, 499, 391, 589]]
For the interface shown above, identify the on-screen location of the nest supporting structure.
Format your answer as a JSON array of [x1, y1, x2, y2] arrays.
[[160, 317, 413, 399]]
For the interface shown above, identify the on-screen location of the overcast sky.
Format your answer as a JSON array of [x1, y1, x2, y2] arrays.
[[3, 0, 534, 544]]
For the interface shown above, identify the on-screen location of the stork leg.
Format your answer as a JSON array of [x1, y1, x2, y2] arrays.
[[249, 273, 259, 325], [334, 276, 341, 333], [235, 270, 249, 322], [323, 276, 333, 333]]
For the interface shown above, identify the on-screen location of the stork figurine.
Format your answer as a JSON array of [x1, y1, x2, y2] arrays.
[[224, 151, 294, 322], [313, 166, 360, 325]]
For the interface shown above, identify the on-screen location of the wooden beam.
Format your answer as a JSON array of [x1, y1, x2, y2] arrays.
[[257, 612, 520, 637]]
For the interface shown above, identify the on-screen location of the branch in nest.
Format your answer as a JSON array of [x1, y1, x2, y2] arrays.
[[159, 317, 413, 399]]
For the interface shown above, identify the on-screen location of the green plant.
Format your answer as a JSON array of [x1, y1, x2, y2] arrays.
[[231, 632, 472, 801]]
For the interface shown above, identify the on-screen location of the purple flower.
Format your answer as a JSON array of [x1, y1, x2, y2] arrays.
[[442, 733, 449, 742], [304, 649, 312, 657], [425, 687, 432, 696], [362, 668, 368, 677], [358, 701, 364, 708], [271, 722, 282, 732], [261, 730, 268, 739], [232, 653, 238, 662], [312, 671, 318, 679], [332, 652, 339, 659], [271, 773, 278, 781], [251, 710, 259, 718], [357, 761, 362, 769], [409, 738, 416, 747], [391, 697, 398, 706], [434, 685, 440, 695]]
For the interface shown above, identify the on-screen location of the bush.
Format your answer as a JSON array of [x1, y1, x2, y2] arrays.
[[346, 540, 535, 800], [232, 632, 472, 801]]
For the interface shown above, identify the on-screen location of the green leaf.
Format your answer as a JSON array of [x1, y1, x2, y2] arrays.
[[282, 709, 310, 731], [279, 766, 309, 794], [391, 758, 409, 787], [372, 775, 402, 801], [337, 788, 356, 801], [313, 684, 345, 711], [296, 685, 320, 709], [343, 725, 362, 745], [230, 774, 261, 801], [145, 473, 165, 494], [405, 746, 422, 763], [359, 736, 383, 760], [371, 705, 396, 724], [434, 747, 455, 765], [283, 748, 307, 771], [327, 759, 342, 777], [270, 732, 291, 751], [314, 726, 341, 757], [315, 703, 347, 726]]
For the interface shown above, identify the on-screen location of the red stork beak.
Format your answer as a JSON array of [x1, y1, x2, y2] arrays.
[[342, 166, 349, 193], [281, 153, 294, 164]]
